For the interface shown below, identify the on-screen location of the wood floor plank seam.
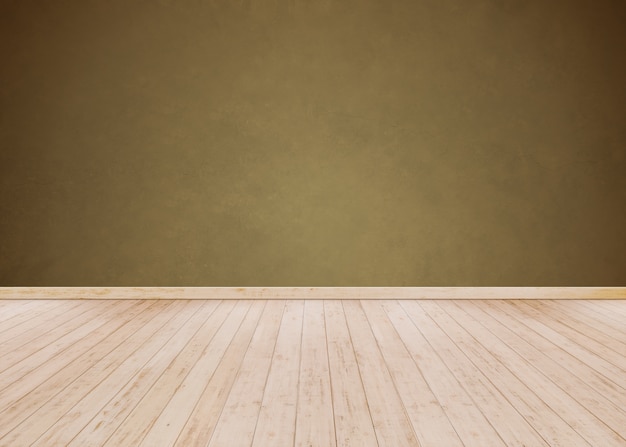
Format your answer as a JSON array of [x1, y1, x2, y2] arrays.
[[0, 299, 135, 388], [537, 301, 626, 353], [475, 300, 626, 410], [0, 301, 165, 435], [0, 301, 175, 440], [94, 300, 230, 447], [573, 300, 626, 329], [0, 300, 61, 326], [29, 300, 210, 447], [358, 300, 423, 447], [1, 299, 625, 447], [136, 300, 261, 447], [190, 300, 268, 447], [391, 300, 470, 445], [204, 300, 286, 447], [0, 300, 68, 338], [0, 301, 85, 357], [174, 301, 250, 446], [0, 300, 197, 446], [174, 300, 262, 447], [437, 300, 624, 447], [373, 300, 464, 447], [292, 300, 306, 447], [73, 302, 225, 446], [416, 300, 592, 447], [322, 301, 339, 447], [294, 300, 336, 447], [343, 300, 420, 446], [408, 300, 550, 447], [404, 300, 510, 447], [513, 301, 626, 373], [0, 300, 151, 416], [252, 300, 305, 446], [246, 301, 288, 447], [339, 300, 379, 446], [493, 300, 626, 392], [459, 300, 626, 441], [0, 300, 117, 369], [324, 300, 378, 446]]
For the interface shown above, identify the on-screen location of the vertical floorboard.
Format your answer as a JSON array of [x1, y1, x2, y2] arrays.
[[388, 300, 549, 447], [73, 300, 229, 447], [0, 299, 624, 447], [139, 301, 265, 447], [204, 301, 286, 447], [361, 300, 464, 447], [342, 300, 418, 447], [324, 300, 378, 447], [411, 301, 592, 447], [397, 300, 507, 447], [294, 300, 336, 447], [251, 300, 304, 447]]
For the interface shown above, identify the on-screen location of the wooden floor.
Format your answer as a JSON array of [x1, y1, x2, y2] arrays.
[[0, 300, 625, 446]]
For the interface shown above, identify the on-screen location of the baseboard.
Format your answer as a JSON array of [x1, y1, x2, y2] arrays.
[[0, 287, 625, 300]]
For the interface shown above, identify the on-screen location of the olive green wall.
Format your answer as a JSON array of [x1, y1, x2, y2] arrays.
[[1, 0, 625, 286]]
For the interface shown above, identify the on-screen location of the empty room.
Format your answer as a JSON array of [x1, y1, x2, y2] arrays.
[[1, 0, 625, 446]]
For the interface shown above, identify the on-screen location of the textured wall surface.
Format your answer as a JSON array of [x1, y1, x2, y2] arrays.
[[1, 0, 625, 285]]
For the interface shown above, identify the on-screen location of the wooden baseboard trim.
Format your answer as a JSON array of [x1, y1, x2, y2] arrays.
[[0, 287, 625, 300]]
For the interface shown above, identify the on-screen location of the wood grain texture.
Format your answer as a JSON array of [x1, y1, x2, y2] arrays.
[[2, 286, 626, 300], [0, 299, 624, 446]]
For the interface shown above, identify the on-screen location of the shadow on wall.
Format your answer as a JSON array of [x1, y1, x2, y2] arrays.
[[1, 0, 625, 285]]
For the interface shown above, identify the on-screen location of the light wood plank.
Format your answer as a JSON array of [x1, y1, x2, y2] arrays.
[[543, 300, 626, 350], [410, 301, 592, 447], [431, 300, 625, 447], [3, 286, 625, 300], [342, 300, 418, 447], [0, 300, 59, 325], [294, 300, 336, 447], [360, 300, 464, 447], [0, 300, 130, 389], [382, 300, 549, 447], [140, 300, 265, 447], [493, 300, 626, 391], [0, 300, 146, 418], [32, 300, 217, 447], [396, 300, 507, 447], [0, 301, 163, 439], [175, 300, 278, 445], [0, 300, 68, 337], [251, 300, 305, 446], [573, 300, 626, 332], [588, 299, 626, 316], [1, 300, 199, 445], [205, 300, 286, 447], [459, 300, 626, 441], [0, 298, 624, 447], [324, 300, 378, 447], [0, 300, 113, 369], [62, 300, 226, 447], [514, 301, 626, 372], [476, 300, 626, 410]]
